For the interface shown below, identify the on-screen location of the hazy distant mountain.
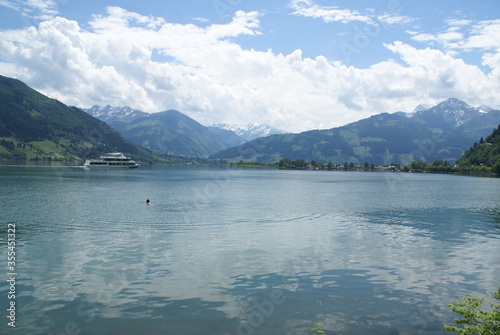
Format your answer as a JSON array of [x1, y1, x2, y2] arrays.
[[84, 106, 230, 157], [207, 126, 247, 148], [83, 106, 288, 156], [412, 104, 433, 113], [0, 75, 156, 162], [81, 99, 498, 163], [210, 98, 500, 165], [210, 113, 472, 165], [212, 123, 288, 141], [477, 105, 493, 113], [110, 110, 228, 157], [85, 105, 148, 123]]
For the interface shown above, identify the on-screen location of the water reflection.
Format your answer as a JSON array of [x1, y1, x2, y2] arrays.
[[12, 210, 499, 331], [485, 207, 500, 231], [0, 166, 499, 335]]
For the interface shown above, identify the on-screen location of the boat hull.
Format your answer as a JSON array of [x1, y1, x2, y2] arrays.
[[83, 152, 139, 168], [83, 161, 139, 168]]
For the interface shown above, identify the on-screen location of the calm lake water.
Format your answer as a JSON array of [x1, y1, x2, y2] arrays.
[[0, 164, 499, 335]]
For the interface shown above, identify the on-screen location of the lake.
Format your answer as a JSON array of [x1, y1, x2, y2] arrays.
[[0, 164, 499, 335]]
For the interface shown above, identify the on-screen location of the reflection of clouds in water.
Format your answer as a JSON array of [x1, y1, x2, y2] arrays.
[[20, 206, 500, 323], [7, 167, 499, 334]]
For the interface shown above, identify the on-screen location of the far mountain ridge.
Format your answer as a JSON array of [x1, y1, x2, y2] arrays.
[[108, 109, 228, 157], [413, 97, 477, 127], [210, 98, 500, 165], [411, 98, 493, 116], [2, 75, 498, 164], [84, 98, 499, 162], [86, 98, 497, 145], [211, 123, 288, 142], [84, 105, 286, 142], [83, 105, 288, 156], [478, 105, 493, 113], [85, 105, 149, 123], [84, 106, 228, 157], [412, 104, 433, 113]]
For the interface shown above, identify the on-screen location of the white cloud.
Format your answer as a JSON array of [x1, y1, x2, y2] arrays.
[[377, 13, 414, 25], [289, 0, 372, 24], [383, 42, 496, 103], [24, 0, 59, 17], [410, 19, 500, 90], [0, 8, 499, 133], [466, 19, 500, 51], [289, 0, 414, 27], [0, 0, 59, 21], [193, 17, 209, 23], [0, 0, 19, 11], [444, 18, 473, 27], [411, 19, 500, 53], [411, 28, 464, 48]]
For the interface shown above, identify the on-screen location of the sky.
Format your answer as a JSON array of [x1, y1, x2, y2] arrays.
[[0, 0, 499, 132]]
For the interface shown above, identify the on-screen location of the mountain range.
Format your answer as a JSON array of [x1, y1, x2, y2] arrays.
[[408, 98, 499, 140], [210, 98, 500, 165], [1, 75, 499, 165], [210, 123, 287, 142], [84, 105, 287, 157], [85, 99, 499, 165]]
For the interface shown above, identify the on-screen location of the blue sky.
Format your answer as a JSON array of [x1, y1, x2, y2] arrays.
[[0, 0, 499, 132]]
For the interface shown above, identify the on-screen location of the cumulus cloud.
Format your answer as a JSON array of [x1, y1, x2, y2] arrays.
[[409, 19, 500, 94], [0, 7, 499, 132], [383, 42, 496, 103]]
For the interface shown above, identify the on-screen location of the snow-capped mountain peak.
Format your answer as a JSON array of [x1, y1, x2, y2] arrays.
[[83, 105, 148, 122], [412, 103, 433, 113], [212, 123, 288, 141], [432, 98, 475, 127], [477, 104, 493, 114], [435, 97, 472, 110], [412, 98, 484, 128]]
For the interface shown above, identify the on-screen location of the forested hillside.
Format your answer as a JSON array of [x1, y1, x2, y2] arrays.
[[210, 111, 475, 165], [456, 125, 500, 175], [0, 75, 156, 161]]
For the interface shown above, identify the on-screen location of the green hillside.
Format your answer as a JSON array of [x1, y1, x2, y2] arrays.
[[0, 75, 156, 162], [456, 125, 500, 175], [210, 112, 473, 165], [112, 110, 228, 157]]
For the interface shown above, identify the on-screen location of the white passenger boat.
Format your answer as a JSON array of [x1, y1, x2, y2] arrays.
[[83, 152, 139, 168]]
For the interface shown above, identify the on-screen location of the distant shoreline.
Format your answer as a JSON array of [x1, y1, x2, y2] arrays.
[[1, 160, 498, 178]]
